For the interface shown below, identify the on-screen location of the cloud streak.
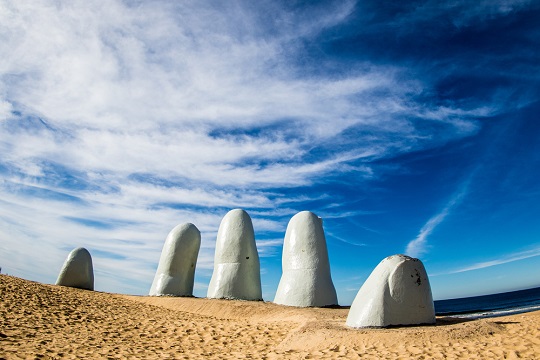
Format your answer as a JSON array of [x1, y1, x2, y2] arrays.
[[433, 246, 540, 276], [405, 180, 470, 258]]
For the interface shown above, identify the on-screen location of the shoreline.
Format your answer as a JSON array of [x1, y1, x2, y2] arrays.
[[435, 304, 540, 319], [2, 274, 539, 359]]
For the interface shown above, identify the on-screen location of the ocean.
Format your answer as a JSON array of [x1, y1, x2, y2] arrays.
[[434, 286, 540, 319]]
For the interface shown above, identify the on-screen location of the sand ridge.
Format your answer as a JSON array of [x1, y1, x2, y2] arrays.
[[1, 274, 539, 359]]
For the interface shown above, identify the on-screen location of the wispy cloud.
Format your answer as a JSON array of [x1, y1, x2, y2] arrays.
[[435, 246, 540, 275], [405, 180, 470, 258], [328, 234, 367, 247]]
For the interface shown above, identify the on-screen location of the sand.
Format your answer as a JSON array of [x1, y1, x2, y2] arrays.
[[1, 274, 539, 359]]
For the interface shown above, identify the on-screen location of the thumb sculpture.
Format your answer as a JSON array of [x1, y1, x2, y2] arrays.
[[346, 254, 436, 328], [274, 211, 338, 307], [207, 209, 262, 301], [56, 247, 94, 290], [149, 223, 201, 296]]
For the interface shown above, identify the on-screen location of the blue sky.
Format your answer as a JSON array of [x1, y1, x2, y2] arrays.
[[1, 0, 539, 304]]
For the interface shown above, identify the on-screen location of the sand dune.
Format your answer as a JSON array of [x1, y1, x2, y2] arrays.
[[1, 274, 539, 359]]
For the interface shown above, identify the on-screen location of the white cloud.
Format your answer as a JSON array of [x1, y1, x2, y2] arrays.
[[0, 0, 492, 294], [437, 246, 540, 275], [405, 180, 470, 258], [0, 99, 12, 120], [256, 238, 284, 257]]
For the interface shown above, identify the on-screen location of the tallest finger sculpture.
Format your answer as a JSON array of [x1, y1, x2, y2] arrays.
[[274, 211, 338, 307], [207, 209, 262, 301]]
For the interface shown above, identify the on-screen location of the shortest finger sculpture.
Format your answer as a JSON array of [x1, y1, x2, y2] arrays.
[[56, 247, 94, 291], [149, 223, 201, 296], [346, 254, 435, 328]]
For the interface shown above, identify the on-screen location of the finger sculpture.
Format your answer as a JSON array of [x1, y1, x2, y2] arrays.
[[274, 211, 338, 307], [346, 254, 436, 328], [56, 247, 94, 290], [149, 223, 201, 296], [207, 209, 262, 301]]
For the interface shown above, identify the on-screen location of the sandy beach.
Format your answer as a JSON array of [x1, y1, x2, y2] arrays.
[[1, 274, 539, 359]]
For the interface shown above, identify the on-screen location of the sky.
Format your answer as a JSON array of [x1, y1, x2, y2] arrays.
[[1, 0, 539, 304]]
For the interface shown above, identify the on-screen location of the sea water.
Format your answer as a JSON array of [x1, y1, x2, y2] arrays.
[[434, 286, 540, 319]]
